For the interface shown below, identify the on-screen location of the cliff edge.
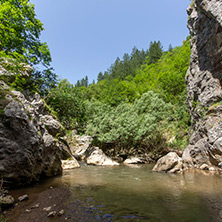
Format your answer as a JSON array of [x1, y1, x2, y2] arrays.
[[183, 0, 222, 170]]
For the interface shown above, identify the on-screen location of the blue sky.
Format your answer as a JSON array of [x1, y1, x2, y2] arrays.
[[30, 0, 190, 85]]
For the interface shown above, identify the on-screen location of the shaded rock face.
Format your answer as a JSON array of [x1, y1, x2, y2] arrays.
[[0, 73, 63, 187], [183, 0, 222, 169]]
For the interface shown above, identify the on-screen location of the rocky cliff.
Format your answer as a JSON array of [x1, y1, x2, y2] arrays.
[[182, 0, 222, 170], [0, 63, 64, 187]]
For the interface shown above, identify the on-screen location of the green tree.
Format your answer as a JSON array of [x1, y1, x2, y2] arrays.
[[148, 41, 163, 64], [97, 72, 104, 82], [0, 0, 56, 94], [46, 79, 86, 131]]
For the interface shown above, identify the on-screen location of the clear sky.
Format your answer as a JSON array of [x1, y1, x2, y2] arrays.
[[30, 0, 190, 85]]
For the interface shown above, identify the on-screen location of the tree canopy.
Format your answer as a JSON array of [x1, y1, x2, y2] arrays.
[[0, 0, 57, 94]]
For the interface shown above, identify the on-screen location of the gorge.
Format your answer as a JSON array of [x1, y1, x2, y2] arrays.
[[1, 0, 222, 221]]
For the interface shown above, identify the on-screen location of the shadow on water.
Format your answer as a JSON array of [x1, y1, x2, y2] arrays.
[[6, 164, 222, 222]]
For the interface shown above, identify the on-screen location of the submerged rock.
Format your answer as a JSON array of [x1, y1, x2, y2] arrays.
[[86, 147, 119, 166], [152, 152, 182, 173]]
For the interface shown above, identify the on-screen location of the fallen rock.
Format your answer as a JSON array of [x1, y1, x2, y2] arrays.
[[0, 195, 14, 209], [200, 164, 209, 170], [18, 194, 29, 202], [30, 203, 40, 209], [86, 147, 119, 166], [62, 158, 80, 170], [68, 134, 92, 160], [152, 152, 182, 173], [47, 211, 56, 217], [123, 156, 145, 164], [58, 209, 65, 216], [43, 206, 52, 212]]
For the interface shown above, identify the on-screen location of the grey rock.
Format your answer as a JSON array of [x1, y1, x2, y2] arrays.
[[43, 206, 52, 212], [47, 211, 56, 217], [58, 209, 65, 216], [0, 66, 63, 187], [0, 195, 14, 209], [18, 194, 29, 202], [123, 156, 145, 165], [152, 152, 182, 173], [62, 158, 80, 169], [86, 147, 119, 166], [200, 164, 209, 170], [183, 0, 222, 170], [41, 115, 65, 137], [69, 134, 92, 160]]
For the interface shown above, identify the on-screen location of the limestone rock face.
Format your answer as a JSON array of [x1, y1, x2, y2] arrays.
[[68, 134, 93, 160], [183, 0, 222, 169], [0, 68, 64, 187], [152, 152, 182, 173], [86, 147, 119, 166]]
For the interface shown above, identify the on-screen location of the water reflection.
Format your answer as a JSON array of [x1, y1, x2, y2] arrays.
[[8, 165, 222, 222]]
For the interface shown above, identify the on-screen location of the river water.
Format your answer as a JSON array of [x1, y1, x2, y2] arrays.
[[7, 164, 222, 221]]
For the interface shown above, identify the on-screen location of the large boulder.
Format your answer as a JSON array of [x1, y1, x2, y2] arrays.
[[86, 147, 119, 166], [183, 0, 222, 170], [152, 152, 182, 173], [62, 158, 80, 170], [0, 67, 64, 187], [67, 133, 92, 160]]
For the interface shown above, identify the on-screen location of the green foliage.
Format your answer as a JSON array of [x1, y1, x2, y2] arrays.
[[46, 79, 86, 131], [72, 38, 191, 151], [0, 0, 57, 95], [147, 41, 163, 64], [85, 92, 189, 151], [79, 39, 190, 107]]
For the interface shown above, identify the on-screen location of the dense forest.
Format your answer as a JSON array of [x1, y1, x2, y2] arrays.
[[46, 38, 191, 154], [0, 0, 191, 156]]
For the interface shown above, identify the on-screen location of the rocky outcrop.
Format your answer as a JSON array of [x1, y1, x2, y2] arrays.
[[152, 152, 182, 173], [183, 0, 222, 170], [62, 158, 80, 170], [67, 133, 92, 160], [86, 147, 119, 166], [0, 66, 65, 187]]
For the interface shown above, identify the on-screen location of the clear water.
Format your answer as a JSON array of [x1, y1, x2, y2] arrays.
[[8, 164, 222, 221]]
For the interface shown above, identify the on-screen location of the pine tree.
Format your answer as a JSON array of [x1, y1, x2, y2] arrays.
[[148, 41, 163, 64]]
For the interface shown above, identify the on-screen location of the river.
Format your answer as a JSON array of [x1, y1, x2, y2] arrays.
[[6, 164, 222, 222]]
